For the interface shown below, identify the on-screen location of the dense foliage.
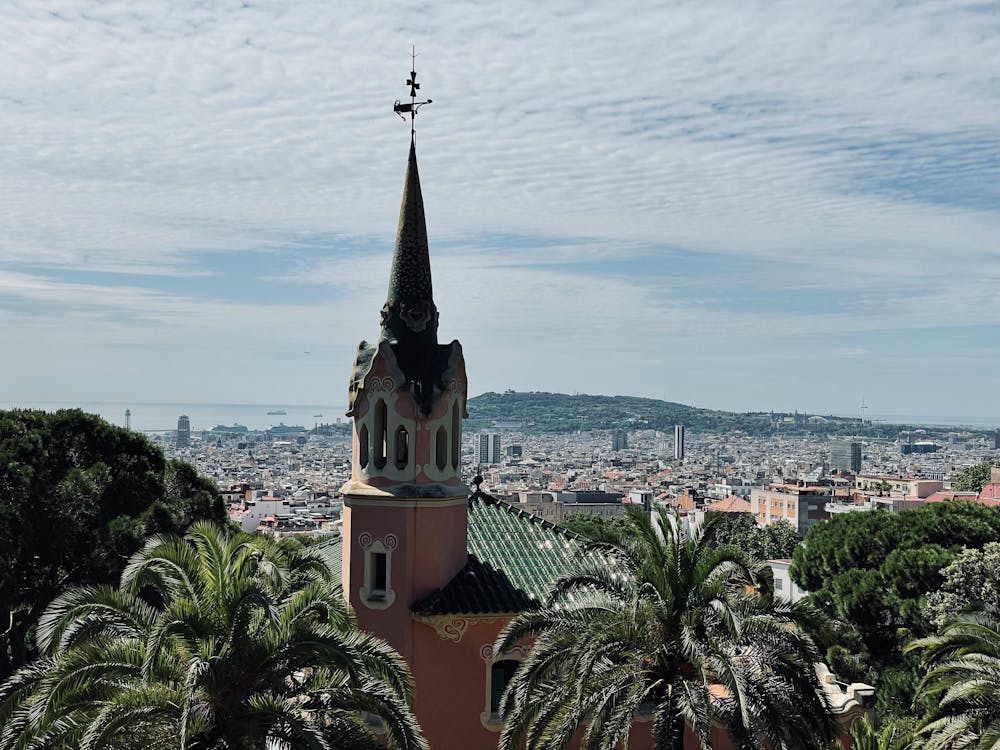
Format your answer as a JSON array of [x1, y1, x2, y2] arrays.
[[497, 508, 836, 750], [953, 461, 998, 492], [561, 511, 799, 560], [906, 607, 1000, 749], [0, 523, 424, 750], [923, 542, 1000, 629], [703, 512, 800, 560], [791, 502, 1000, 720], [0, 409, 226, 679], [555, 513, 633, 540]]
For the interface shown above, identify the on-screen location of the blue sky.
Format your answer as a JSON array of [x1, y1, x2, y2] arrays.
[[1, 0, 999, 418]]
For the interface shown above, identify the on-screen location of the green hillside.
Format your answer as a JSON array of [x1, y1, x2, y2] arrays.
[[464, 391, 943, 437]]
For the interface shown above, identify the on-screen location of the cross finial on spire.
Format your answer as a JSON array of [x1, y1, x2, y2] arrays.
[[393, 46, 433, 138]]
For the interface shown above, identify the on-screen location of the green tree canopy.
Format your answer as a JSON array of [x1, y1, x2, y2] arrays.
[[953, 461, 998, 493], [0, 523, 425, 750], [0, 409, 226, 679], [791, 502, 1000, 720], [923, 542, 1000, 629], [702, 512, 801, 560], [496, 509, 836, 750], [555, 513, 633, 541]]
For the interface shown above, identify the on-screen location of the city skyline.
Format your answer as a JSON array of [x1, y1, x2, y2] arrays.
[[2, 1, 999, 417]]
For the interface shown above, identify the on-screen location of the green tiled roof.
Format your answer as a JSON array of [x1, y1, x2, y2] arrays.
[[413, 492, 594, 616]]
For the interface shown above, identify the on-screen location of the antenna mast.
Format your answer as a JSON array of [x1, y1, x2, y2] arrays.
[[393, 46, 433, 138]]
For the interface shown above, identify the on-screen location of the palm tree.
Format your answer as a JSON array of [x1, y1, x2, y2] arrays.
[[0, 522, 426, 750], [843, 716, 910, 750], [496, 508, 836, 750], [907, 606, 1000, 750]]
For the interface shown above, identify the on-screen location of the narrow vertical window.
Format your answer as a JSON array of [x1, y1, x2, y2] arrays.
[[360, 541, 395, 609], [358, 425, 369, 469], [435, 426, 448, 471], [451, 402, 460, 470], [372, 552, 388, 592], [489, 660, 519, 719], [374, 399, 387, 469], [394, 426, 409, 469]]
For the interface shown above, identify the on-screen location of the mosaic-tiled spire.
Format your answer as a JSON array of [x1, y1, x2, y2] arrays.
[[380, 137, 439, 346]]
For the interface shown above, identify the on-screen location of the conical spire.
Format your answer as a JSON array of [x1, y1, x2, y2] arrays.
[[380, 137, 439, 345]]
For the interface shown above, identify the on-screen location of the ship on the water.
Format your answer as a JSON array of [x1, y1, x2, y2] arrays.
[[266, 409, 287, 415]]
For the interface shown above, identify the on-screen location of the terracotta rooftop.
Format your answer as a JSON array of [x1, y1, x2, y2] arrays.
[[704, 496, 752, 514], [980, 483, 1000, 501]]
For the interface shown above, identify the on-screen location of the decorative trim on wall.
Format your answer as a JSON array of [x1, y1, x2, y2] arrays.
[[367, 375, 396, 392], [432, 617, 469, 643], [413, 614, 511, 643], [479, 643, 529, 663], [345, 496, 469, 508]]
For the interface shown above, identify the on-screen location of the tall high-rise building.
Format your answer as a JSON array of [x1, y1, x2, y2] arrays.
[[612, 430, 628, 451], [176, 415, 191, 447], [674, 424, 686, 461], [475, 433, 501, 465], [124, 408, 131, 430], [994, 429, 1000, 450], [830, 440, 862, 473]]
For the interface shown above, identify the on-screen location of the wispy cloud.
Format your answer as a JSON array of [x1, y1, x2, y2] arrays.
[[1, 0, 998, 414]]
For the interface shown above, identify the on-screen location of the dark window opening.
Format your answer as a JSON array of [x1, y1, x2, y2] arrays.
[[358, 424, 369, 469], [451, 402, 460, 471], [490, 659, 519, 718], [374, 400, 387, 469], [436, 426, 448, 471], [395, 426, 409, 469], [372, 552, 388, 592]]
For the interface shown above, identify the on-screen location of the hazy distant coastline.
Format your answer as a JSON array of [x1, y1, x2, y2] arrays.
[[3, 400, 997, 433], [0, 401, 343, 432]]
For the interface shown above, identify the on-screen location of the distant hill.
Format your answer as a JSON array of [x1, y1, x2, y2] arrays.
[[464, 391, 951, 437]]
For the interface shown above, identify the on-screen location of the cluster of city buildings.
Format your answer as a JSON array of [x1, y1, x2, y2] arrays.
[[151, 410, 1000, 550]]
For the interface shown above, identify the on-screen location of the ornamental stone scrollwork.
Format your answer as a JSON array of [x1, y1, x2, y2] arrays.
[[480, 643, 529, 663], [368, 375, 396, 393], [359, 532, 398, 551], [445, 377, 464, 394], [428, 617, 469, 643]]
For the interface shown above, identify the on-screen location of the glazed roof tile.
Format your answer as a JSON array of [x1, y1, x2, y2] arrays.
[[413, 491, 597, 616]]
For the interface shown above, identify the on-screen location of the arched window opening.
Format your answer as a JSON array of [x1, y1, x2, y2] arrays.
[[373, 399, 387, 469], [435, 426, 448, 471], [358, 424, 369, 469], [451, 402, 460, 471], [394, 426, 409, 470], [489, 660, 520, 720]]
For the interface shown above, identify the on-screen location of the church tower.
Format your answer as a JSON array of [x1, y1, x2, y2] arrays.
[[340, 64, 468, 658]]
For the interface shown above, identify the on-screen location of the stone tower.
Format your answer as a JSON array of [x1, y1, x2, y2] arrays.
[[340, 136, 469, 657]]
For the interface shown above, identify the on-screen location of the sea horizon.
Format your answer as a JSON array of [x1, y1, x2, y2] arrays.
[[3, 400, 998, 433]]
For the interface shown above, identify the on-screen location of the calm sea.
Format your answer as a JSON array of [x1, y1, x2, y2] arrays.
[[2, 402, 998, 433], [0, 401, 346, 432]]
